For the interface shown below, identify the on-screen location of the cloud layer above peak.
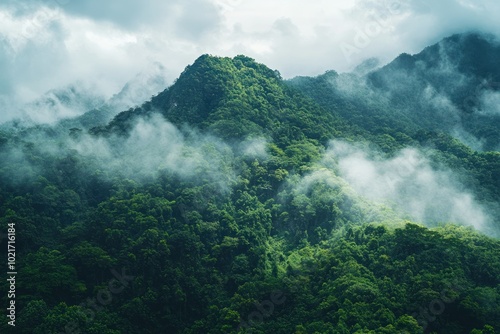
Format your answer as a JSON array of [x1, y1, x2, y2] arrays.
[[1, 0, 500, 124]]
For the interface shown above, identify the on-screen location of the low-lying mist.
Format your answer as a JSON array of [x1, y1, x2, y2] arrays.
[[478, 89, 500, 116], [0, 112, 269, 195], [72, 114, 237, 187], [0, 63, 172, 128], [325, 140, 498, 235]]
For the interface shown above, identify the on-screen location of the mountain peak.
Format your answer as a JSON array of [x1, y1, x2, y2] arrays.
[[147, 54, 284, 132], [101, 53, 343, 146], [414, 32, 500, 76], [183, 54, 282, 82], [371, 32, 500, 77]]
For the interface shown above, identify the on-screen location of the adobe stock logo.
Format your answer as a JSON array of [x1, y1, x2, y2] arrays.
[[339, 1, 403, 64], [61, 267, 135, 334], [237, 291, 286, 332], [411, 280, 465, 331], [217, 0, 242, 12]]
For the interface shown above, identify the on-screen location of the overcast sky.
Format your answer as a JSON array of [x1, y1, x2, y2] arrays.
[[1, 0, 500, 123]]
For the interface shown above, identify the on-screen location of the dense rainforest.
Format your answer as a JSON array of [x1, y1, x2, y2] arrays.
[[1, 32, 500, 333]]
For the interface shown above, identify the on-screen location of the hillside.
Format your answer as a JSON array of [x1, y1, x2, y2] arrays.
[[1, 35, 500, 334], [289, 33, 500, 151]]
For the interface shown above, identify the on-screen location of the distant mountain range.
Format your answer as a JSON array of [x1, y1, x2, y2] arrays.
[[1, 62, 171, 132], [6, 33, 500, 152]]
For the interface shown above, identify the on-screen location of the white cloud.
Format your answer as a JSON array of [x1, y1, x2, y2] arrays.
[[1, 0, 500, 124], [326, 140, 496, 233], [478, 90, 500, 116]]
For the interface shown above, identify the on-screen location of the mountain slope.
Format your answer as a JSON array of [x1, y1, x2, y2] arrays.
[[287, 32, 500, 207], [0, 83, 106, 131], [367, 32, 500, 150], [0, 38, 499, 334], [290, 33, 500, 151], [98, 54, 368, 148]]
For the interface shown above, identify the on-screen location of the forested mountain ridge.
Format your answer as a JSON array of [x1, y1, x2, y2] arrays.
[[1, 33, 500, 333], [97, 54, 365, 146], [289, 32, 500, 151], [287, 32, 500, 214]]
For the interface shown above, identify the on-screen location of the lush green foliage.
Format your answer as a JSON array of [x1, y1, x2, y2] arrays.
[[1, 38, 500, 334]]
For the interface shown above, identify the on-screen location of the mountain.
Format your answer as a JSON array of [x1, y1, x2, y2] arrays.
[[0, 64, 172, 136], [1, 34, 500, 334], [97, 54, 365, 147], [287, 32, 500, 204], [368, 33, 500, 149], [0, 83, 106, 131], [290, 32, 500, 151], [58, 63, 172, 131], [108, 62, 171, 112]]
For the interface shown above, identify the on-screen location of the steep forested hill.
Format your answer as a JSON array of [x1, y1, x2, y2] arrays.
[[1, 34, 499, 334]]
